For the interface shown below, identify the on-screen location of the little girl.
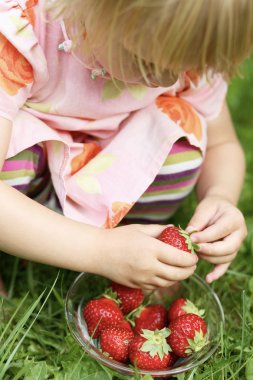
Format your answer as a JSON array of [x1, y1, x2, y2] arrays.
[[0, 0, 252, 292]]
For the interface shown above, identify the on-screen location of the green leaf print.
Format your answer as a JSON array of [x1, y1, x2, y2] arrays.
[[127, 83, 147, 100], [101, 79, 125, 101], [76, 175, 102, 194], [10, 15, 32, 38], [102, 79, 147, 101], [25, 102, 52, 113], [77, 154, 116, 175], [75, 154, 116, 194]]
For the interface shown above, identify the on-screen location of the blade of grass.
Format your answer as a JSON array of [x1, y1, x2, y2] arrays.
[[7, 257, 19, 299], [0, 272, 59, 379], [0, 292, 29, 344], [239, 290, 246, 367], [0, 290, 45, 371]]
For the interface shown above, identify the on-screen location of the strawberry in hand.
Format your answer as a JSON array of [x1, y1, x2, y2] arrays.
[[129, 328, 172, 370], [168, 298, 205, 322], [167, 313, 207, 357], [100, 326, 134, 363], [158, 225, 199, 254]]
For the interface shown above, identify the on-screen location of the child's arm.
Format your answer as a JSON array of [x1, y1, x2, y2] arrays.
[[0, 117, 197, 290], [186, 102, 247, 283]]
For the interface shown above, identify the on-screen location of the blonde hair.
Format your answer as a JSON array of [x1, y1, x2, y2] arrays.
[[46, 0, 253, 84]]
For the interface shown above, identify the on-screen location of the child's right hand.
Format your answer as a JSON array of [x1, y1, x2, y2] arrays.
[[95, 224, 198, 290]]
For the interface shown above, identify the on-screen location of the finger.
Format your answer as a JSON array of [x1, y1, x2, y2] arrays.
[[197, 232, 242, 256], [136, 223, 173, 237], [190, 217, 237, 243], [198, 251, 237, 264], [157, 243, 199, 267], [206, 263, 231, 283], [155, 263, 197, 282], [186, 207, 214, 233], [143, 278, 178, 289]]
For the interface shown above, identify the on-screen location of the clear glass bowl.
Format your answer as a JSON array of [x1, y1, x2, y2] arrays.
[[65, 273, 224, 377]]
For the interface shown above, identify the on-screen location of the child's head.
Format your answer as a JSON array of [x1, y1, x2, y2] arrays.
[[48, 0, 253, 86]]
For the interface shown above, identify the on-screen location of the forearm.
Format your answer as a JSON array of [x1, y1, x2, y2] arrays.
[[0, 180, 104, 272], [196, 140, 245, 205], [196, 102, 245, 205]]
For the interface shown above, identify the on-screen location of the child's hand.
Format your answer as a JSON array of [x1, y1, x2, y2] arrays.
[[186, 195, 247, 284], [96, 224, 198, 290]]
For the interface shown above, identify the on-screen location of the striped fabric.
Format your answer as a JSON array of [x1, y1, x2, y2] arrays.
[[123, 138, 203, 223], [0, 144, 52, 202]]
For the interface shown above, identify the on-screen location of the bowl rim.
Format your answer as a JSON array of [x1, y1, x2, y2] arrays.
[[65, 272, 225, 376]]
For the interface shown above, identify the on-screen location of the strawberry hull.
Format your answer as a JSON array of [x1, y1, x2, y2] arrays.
[[129, 334, 172, 370]]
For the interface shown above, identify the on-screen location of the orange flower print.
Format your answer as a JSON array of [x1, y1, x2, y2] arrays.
[[156, 95, 202, 141], [71, 142, 101, 175], [0, 0, 37, 96], [103, 202, 134, 228], [0, 35, 34, 96], [21, 0, 38, 27]]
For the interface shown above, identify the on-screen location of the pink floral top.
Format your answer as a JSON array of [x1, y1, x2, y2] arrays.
[[0, 0, 227, 227]]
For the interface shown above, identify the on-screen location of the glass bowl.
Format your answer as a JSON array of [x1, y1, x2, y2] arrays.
[[65, 273, 224, 378]]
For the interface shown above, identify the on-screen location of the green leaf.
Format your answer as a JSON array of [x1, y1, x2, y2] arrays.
[[246, 358, 253, 380], [24, 362, 47, 380]]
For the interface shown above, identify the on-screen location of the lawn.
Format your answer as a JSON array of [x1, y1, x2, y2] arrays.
[[1, 56, 253, 380]]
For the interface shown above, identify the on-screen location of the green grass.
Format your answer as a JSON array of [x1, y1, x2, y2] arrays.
[[1, 56, 253, 379]]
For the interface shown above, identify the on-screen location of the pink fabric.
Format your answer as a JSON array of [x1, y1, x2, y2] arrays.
[[0, 0, 228, 227]]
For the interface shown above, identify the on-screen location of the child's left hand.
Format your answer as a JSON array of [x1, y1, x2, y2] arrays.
[[186, 195, 247, 284]]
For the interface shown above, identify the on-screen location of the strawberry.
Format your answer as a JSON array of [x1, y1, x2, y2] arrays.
[[129, 328, 172, 370], [110, 282, 144, 314], [167, 313, 207, 357], [100, 326, 134, 363], [83, 298, 124, 339], [158, 225, 199, 254], [168, 298, 205, 322], [117, 319, 133, 332], [134, 304, 167, 335]]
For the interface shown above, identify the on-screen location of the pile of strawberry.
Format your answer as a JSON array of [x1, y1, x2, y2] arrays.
[[82, 226, 208, 371]]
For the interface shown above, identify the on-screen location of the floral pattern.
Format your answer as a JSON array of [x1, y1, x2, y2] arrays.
[[0, 35, 34, 95], [103, 202, 134, 228], [0, 0, 37, 95], [156, 95, 202, 141], [21, 0, 38, 27], [71, 142, 101, 175]]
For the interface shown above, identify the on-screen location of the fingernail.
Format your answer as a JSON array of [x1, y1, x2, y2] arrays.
[[190, 234, 198, 243], [206, 274, 212, 284], [186, 225, 196, 233]]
